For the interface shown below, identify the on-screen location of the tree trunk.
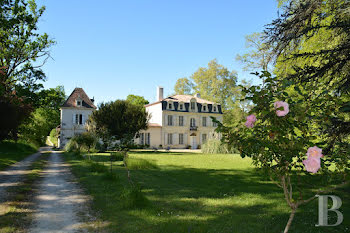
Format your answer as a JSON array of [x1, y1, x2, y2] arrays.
[[123, 152, 134, 186], [284, 207, 296, 233]]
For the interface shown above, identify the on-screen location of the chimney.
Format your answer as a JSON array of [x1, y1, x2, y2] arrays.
[[194, 93, 201, 98], [157, 86, 164, 101], [90, 97, 95, 104]]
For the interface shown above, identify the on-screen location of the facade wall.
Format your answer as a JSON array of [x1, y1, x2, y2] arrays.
[[138, 110, 223, 149], [58, 107, 94, 148], [146, 103, 163, 125]]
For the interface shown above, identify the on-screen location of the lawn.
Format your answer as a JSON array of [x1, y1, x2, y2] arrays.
[[0, 141, 38, 171], [64, 151, 350, 233]]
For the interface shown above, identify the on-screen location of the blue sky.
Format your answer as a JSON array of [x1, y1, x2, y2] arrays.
[[37, 0, 279, 104]]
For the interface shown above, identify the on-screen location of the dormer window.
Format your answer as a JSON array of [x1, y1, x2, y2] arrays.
[[190, 99, 197, 112], [76, 99, 82, 107], [167, 101, 174, 110], [179, 104, 183, 110], [202, 104, 208, 112], [213, 106, 217, 112]]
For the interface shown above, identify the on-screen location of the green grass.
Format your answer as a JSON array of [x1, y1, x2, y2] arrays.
[[0, 153, 48, 233], [64, 151, 350, 233], [0, 140, 38, 171]]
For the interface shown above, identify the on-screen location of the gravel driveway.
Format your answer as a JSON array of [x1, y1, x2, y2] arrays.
[[29, 151, 91, 233], [0, 147, 50, 203]]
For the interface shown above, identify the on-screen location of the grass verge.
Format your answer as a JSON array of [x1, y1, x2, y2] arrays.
[[0, 153, 48, 233], [64, 151, 350, 233], [0, 140, 38, 171]]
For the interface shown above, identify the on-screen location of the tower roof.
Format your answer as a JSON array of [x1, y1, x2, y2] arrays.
[[61, 88, 96, 109]]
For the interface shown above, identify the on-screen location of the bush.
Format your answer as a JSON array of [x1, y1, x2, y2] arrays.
[[126, 158, 158, 170], [120, 184, 148, 209], [201, 139, 238, 154], [64, 132, 98, 153], [64, 138, 79, 152], [49, 128, 58, 147]]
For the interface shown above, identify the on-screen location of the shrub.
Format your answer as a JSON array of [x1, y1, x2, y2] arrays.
[[126, 158, 158, 170], [64, 132, 98, 153], [49, 128, 58, 147], [64, 138, 79, 152], [120, 184, 148, 209], [201, 139, 238, 154]]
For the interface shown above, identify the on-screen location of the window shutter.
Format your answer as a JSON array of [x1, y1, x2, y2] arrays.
[[72, 114, 76, 124], [174, 116, 178, 126], [173, 133, 178, 145], [164, 133, 168, 145], [82, 115, 85, 125], [164, 114, 168, 126], [184, 133, 188, 144]]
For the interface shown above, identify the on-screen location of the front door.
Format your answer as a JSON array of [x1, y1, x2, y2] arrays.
[[191, 136, 197, 149]]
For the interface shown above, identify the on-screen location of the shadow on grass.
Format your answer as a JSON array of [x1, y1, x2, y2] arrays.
[[65, 153, 350, 233]]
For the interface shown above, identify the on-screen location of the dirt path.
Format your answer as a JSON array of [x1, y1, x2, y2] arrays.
[[0, 147, 50, 203], [29, 151, 91, 233]]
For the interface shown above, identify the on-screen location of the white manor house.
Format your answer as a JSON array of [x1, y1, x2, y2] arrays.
[[58, 87, 223, 149], [137, 87, 223, 149]]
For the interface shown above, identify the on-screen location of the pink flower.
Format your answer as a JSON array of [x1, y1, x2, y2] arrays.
[[274, 101, 289, 117], [246, 114, 257, 123], [303, 157, 321, 173], [245, 114, 256, 128], [306, 146, 323, 159], [245, 121, 254, 128]]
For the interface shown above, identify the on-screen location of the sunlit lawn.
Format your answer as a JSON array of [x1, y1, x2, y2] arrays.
[[64, 151, 350, 233]]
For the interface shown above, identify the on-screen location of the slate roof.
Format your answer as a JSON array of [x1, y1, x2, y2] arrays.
[[145, 94, 222, 114], [61, 88, 96, 109]]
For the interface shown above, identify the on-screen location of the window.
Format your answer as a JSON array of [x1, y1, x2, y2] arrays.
[[168, 133, 173, 145], [75, 114, 83, 125], [140, 133, 144, 144], [213, 120, 218, 127], [179, 116, 184, 126], [179, 104, 183, 110], [213, 106, 217, 112], [202, 117, 207, 127], [145, 133, 150, 145], [203, 105, 207, 111], [202, 134, 207, 143], [179, 133, 184, 144], [190, 101, 196, 111], [168, 115, 173, 126], [169, 103, 172, 109], [190, 118, 196, 127], [76, 100, 82, 107]]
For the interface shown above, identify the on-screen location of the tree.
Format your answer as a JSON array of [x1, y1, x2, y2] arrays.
[[217, 71, 349, 232], [235, 32, 274, 72], [265, 0, 350, 155], [174, 77, 194, 95], [18, 86, 65, 146], [89, 100, 149, 143], [88, 100, 149, 185], [0, 0, 55, 141], [126, 94, 149, 106], [191, 59, 239, 110], [173, 59, 250, 126]]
